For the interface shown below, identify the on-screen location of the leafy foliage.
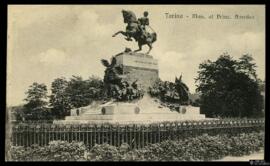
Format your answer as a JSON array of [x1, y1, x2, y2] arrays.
[[258, 79, 265, 92], [8, 105, 25, 121], [65, 76, 104, 109], [49, 76, 104, 119], [10, 141, 87, 161], [87, 143, 120, 161], [10, 131, 264, 161], [195, 54, 264, 118], [21, 76, 104, 121], [23, 83, 49, 120], [49, 77, 71, 119]]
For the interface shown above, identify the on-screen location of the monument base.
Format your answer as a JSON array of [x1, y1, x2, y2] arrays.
[[53, 95, 211, 125], [114, 51, 159, 90]]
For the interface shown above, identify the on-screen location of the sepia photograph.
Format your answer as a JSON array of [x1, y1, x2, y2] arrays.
[[5, 5, 266, 162]]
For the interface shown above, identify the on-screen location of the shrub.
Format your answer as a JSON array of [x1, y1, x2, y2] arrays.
[[86, 143, 120, 161], [10, 141, 87, 161], [121, 131, 264, 161], [10, 131, 264, 161]]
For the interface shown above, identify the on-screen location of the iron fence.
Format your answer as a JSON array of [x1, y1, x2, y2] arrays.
[[11, 119, 264, 149]]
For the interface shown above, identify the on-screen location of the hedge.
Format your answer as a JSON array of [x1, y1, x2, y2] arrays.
[[10, 131, 264, 161]]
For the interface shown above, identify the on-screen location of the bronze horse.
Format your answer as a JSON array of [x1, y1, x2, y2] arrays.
[[112, 10, 157, 54], [175, 75, 190, 104]]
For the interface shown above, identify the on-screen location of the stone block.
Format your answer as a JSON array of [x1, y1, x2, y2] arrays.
[[115, 103, 140, 114], [101, 105, 115, 115], [114, 52, 159, 90], [185, 106, 201, 115]]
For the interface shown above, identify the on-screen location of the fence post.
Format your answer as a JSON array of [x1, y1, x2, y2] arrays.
[[51, 125, 55, 142], [63, 124, 66, 142], [133, 124, 136, 149], [14, 125, 18, 146], [90, 125, 94, 148], [44, 124, 47, 146], [97, 124, 101, 145], [158, 124, 162, 144], [103, 124, 106, 144], [75, 124, 79, 142], [119, 125, 124, 146], [145, 124, 149, 146], [40, 124, 43, 146], [81, 124, 85, 145], [125, 125, 128, 145], [109, 125, 112, 146], [94, 125, 97, 146], [141, 125, 144, 148], [117, 125, 120, 147], [26, 125, 29, 147], [36, 125, 41, 146], [149, 125, 153, 144], [153, 124, 157, 144], [129, 124, 132, 148], [100, 124, 103, 144]]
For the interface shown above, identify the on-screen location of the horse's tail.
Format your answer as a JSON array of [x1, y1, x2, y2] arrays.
[[152, 32, 157, 43]]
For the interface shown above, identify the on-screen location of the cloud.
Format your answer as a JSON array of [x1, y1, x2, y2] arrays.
[[69, 10, 116, 42], [227, 32, 264, 51], [8, 5, 73, 29], [36, 48, 69, 65], [157, 51, 187, 79]]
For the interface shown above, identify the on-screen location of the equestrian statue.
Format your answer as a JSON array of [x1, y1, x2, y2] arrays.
[[112, 10, 157, 54]]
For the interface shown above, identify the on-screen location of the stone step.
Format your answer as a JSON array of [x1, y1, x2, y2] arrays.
[[65, 113, 206, 121], [57, 115, 206, 124], [83, 110, 101, 115], [83, 110, 179, 115]]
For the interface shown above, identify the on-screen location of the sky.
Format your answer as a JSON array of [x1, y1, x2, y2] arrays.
[[7, 5, 265, 106]]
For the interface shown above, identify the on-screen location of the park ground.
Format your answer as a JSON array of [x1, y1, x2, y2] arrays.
[[216, 149, 264, 161]]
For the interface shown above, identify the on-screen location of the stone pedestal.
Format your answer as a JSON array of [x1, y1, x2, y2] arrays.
[[114, 52, 159, 90], [54, 95, 207, 125]]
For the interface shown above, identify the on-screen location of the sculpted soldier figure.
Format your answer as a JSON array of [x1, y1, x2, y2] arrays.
[[138, 11, 150, 40], [101, 57, 143, 101]]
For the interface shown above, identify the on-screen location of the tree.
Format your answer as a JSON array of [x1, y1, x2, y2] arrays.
[[257, 78, 265, 92], [50, 77, 71, 119], [195, 53, 263, 118], [9, 105, 25, 121], [65, 75, 104, 109], [23, 82, 49, 120], [86, 76, 104, 101]]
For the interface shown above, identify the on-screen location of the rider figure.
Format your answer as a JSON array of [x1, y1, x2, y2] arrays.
[[138, 11, 150, 40]]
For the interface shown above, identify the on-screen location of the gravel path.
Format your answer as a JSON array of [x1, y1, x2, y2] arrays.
[[215, 150, 264, 161]]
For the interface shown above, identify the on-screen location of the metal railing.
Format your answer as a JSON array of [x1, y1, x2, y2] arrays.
[[11, 119, 264, 149]]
